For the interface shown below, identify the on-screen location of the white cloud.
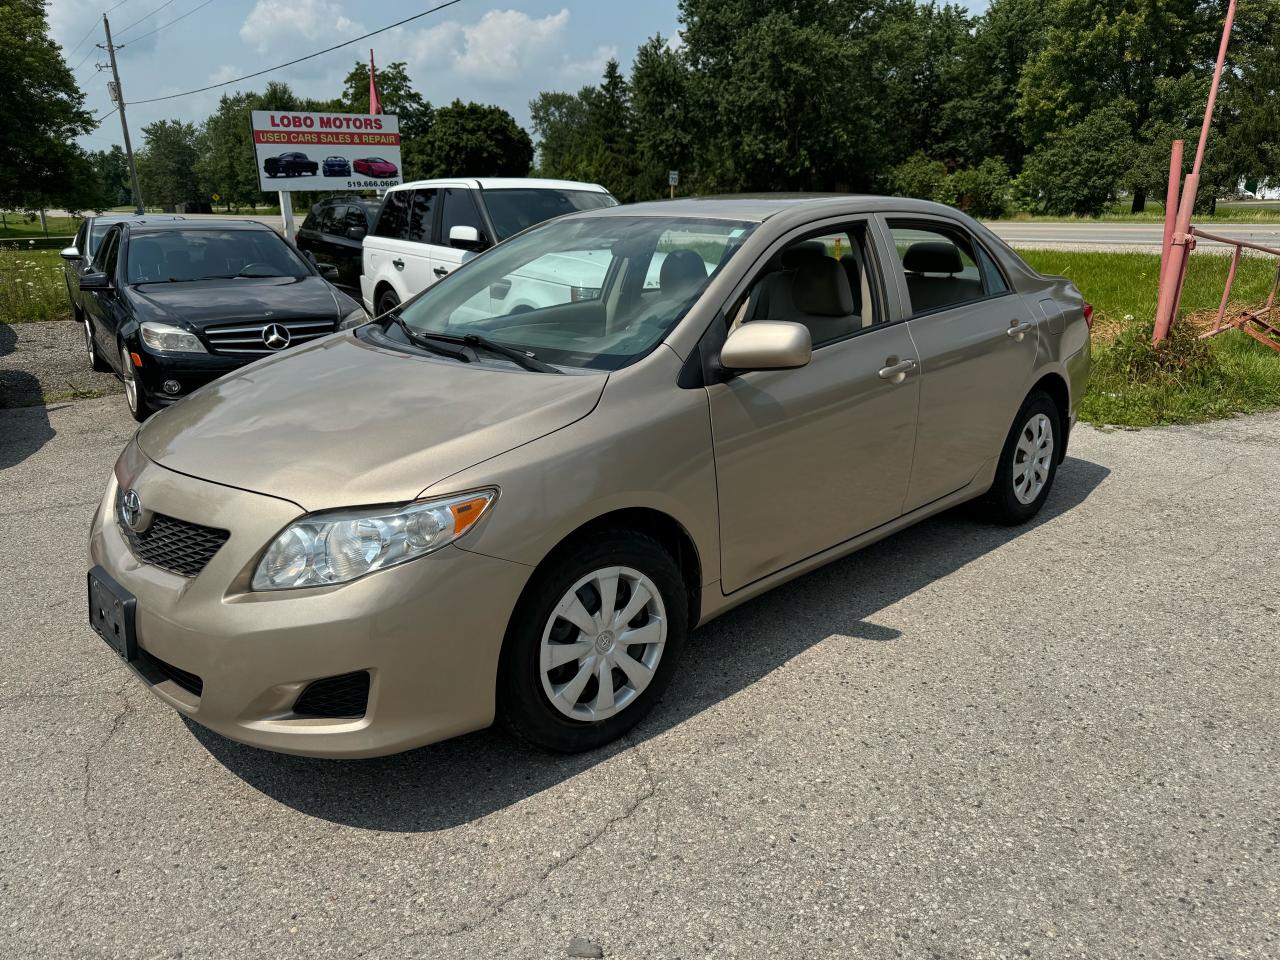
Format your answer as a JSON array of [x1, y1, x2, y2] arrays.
[[239, 0, 363, 55]]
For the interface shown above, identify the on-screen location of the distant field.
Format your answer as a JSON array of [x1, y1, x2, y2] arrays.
[[992, 199, 1280, 224], [0, 215, 81, 240]]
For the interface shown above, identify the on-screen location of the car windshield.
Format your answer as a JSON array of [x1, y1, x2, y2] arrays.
[[125, 228, 311, 283], [395, 215, 754, 371], [482, 188, 619, 240]]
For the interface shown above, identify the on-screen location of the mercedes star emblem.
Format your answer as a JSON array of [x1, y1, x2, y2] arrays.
[[262, 323, 292, 350]]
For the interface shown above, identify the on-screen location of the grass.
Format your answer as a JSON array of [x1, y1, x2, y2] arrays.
[[0, 214, 82, 239], [1020, 248, 1280, 426], [0, 247, 72, 322]]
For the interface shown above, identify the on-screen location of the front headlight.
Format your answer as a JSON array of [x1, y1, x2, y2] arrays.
[[251, 489, 497, 591], [339, 307, 369, 330], [140, 321, 206, 353]]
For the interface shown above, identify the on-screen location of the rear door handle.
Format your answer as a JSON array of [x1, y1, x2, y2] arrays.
[[1007, 320, 1034, 340], [392, 258, 404, 270], [433, 267, 449, 278], [878, 358, 917, 383]]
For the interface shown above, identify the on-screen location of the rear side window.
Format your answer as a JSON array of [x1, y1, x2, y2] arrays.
[[407, 189, 437, 244], [441, 188, 485, 244], [348, 206, 372, 232], [320, 204, 346, 233], [886, 221, 989, 316], [373, 190, 411, 239]]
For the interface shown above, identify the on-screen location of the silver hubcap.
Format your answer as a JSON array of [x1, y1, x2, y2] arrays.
[[120, 347, 138, 411], [1012, 413, 1053, 504], [540, 565, 667, 722]]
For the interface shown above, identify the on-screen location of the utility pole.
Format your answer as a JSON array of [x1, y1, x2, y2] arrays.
[[100, 15, 145, 215]]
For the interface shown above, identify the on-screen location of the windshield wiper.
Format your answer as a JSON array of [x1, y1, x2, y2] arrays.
[[429, 332, 562, 374], [380, 314, 471, 364]]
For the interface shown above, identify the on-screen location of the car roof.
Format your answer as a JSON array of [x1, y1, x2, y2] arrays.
[[316, 196, 378, 209], [388, 177, 611, 194], [122, 219, 275, 234], [92, 214, 185, 224], [559, 194, 969, 223]]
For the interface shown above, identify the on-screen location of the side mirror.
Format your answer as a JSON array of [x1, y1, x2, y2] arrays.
[[317, 263, 340, 281], [719, 321, 812, 372], [79, 271, 111, 291], [449, 224, 486, 251], [60, 246, 81, 261], [346, 225, 367, 241]]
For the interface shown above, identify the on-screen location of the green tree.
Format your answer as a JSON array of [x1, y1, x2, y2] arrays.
[[88, 146, 132, 208], [0, 0, 96, 211], [339, 60, 434, 176], [630, 35, 694, 200], [1019, 107, 1134, 215], [416, 101, 532, 180], [196, 92, 261, 210], [137, 120, 203, 209], [937, 158, 1011, 218], [887, 152, 948, 200]]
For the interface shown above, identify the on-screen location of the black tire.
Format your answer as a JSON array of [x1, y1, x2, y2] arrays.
[[85, 317, 109, 372], [498, 531, 689, 753], [376, 288, 400, 316], [982, 390, 1062, 525]]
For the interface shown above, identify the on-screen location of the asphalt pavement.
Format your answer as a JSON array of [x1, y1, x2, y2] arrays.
[[1, 397, 1278, 959]]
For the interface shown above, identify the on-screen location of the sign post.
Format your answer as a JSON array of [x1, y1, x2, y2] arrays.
[[279, 192, 295, 243], [668, 170, 679, 199]]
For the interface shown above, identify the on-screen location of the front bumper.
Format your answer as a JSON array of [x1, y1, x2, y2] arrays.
[[89, 442, 532, 758], [131, 348, 243, 407]]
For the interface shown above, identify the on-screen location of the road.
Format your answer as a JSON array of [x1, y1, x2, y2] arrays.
[[2, 398, 1278, 959]]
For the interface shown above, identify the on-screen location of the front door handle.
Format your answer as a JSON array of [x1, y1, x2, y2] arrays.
[[878, 357, 917, 383], [392, 258, 405, 270], [433, 266, 449, 278], [1007, 319, 1034, 341]]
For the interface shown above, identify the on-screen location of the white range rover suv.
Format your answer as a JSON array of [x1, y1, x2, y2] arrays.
[[360, 178, 617, 317]]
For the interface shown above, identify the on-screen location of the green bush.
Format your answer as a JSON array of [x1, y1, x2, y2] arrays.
[[936, 158, 1010, 219], [887, 152, 948, 201]]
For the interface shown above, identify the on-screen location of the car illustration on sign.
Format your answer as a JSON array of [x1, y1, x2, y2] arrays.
[[322, 156, 351, 177], [264, 152, 319, 177], [353, 157, 398, 177]]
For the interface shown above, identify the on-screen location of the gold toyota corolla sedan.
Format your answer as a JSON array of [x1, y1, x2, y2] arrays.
[[88, 196, 1091, 756]]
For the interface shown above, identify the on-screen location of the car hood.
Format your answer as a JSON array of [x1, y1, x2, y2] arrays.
[[135, 332, 606, 510], [127, 277, 341, 327]]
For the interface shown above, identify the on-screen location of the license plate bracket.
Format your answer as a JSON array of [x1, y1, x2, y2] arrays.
[[88, 566, 138, 663]]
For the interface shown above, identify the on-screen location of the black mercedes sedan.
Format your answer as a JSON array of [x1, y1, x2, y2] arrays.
[[79, 219, 366, 421]]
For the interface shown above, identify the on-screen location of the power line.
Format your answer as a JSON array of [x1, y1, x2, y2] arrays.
[[95, 105, 120, 123], [117, 0, 216, 48], [113, 0, 179, 41], [127, 0, 468, 105]]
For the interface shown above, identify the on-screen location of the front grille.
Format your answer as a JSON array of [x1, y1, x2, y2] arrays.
[[202, 318, 336, 356], [292, 671, 371, 719], [118, 499, 229, 578], [140, 649, 204, 697]]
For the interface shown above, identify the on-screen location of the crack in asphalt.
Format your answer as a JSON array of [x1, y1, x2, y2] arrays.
[[343, 734, 659, 960], [79, 676, 134, 854]]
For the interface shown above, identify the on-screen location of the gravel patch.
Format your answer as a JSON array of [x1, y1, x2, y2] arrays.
[[0, 320, 122, 408]]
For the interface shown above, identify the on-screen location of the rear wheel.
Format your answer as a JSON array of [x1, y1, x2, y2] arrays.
[[983, 390, 1061, 524], [85, 317, 108, 371], [499, 532, 688, 752], [376, 288, 400, 316], [120, 345, 151, 423]]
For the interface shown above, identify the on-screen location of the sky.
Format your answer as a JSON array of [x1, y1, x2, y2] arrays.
[[50, 0, 985, 152]]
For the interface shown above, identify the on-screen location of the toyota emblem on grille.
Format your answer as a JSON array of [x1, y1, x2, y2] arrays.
[[121, 489, 146, 532], [262, 323, 292, 350]]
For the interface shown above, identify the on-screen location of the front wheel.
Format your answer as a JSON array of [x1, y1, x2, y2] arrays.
[[120, 345, 152, 423], [499, 532, 688, 752], [982, 390, 1061, 525]]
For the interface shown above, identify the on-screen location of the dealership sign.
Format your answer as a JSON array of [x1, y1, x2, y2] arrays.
[[250, 110, 403, 192]]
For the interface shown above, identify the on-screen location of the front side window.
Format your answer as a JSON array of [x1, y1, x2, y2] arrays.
[[731, 222, 880, 347], [320, 204, 346, 234], [93, 229, 119, 275], [125, 229, 311, 283], [480, 189, 618, 241], [373, 190, 411, 239], [441, 188, 485, 244], [395, 215, 754, 371], [406, 189, 437, 244], [887, 221, 990, 315]]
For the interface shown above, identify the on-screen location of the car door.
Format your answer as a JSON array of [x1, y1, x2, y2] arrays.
[[365, 188, 438, 303], [83, 227, 122, 363], [707, 219, 922, 594], [432, 186, 488, 283], [879, 216, 1038, 512], [316, 203, 346, 274]]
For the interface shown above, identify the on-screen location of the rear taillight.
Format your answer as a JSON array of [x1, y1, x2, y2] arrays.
[[1082, 303, 1095, 330]]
